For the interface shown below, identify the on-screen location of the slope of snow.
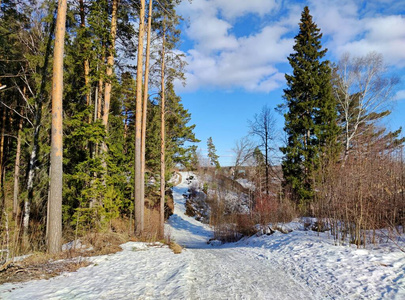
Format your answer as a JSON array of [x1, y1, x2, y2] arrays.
[[165, 172, 213, 249], [1, 171, 404, 299]]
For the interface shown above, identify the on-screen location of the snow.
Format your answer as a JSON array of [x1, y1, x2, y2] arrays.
[[61, 239, 93, 251], [1, 171, 404, 299], [235, 178, 255, 191]]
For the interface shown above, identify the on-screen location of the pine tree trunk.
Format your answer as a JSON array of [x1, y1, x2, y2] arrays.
[[159, 20, 166, 237], [141, 0, 153, 219], [48, 0, 67, 254], [79, 0, 91, 108], [102, 0, 119, 153], [13, 103, 24, 218], [94, 58, 104, 157], [134, 0, 146, 235]]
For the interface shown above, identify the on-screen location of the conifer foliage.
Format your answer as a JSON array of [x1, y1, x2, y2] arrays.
[[280, 6, 339, 205], [0, 0, 198, 255], [207, 137, 220, 169]]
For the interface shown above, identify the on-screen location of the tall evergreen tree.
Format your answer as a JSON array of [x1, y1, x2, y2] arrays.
[[207, 137, 220, 169], [145, 83, 198, 176], [280, 6, 339, 205]]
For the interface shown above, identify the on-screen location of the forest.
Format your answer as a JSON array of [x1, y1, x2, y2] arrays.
[[0, 0, 200, 258], [0, 0, 404, 266]]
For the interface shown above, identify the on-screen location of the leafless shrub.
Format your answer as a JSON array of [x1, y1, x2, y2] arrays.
[[315, 131, 404, 248]]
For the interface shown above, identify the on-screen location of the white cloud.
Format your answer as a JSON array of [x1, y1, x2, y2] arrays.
[[212, 0, 279, 20], [395, 90, 405, 101], [176, 0, 405, 93], [309, 1, 405, 66], [309, 0, 363, 46], [177, 0, 296, 92], [187, 14, 238, 53]]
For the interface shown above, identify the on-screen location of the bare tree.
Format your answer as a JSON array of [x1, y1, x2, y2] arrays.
[[333, 52, 398, 159], [248, 105, 277, 195], [48, 0, 68, 254], [232, 136, 254, 178]]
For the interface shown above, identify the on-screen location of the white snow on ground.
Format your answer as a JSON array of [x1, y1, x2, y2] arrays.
[[1, 171, 404, 299], [235, 178, 255, 191]]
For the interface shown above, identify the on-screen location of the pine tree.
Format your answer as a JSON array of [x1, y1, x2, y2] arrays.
[[207, 137, 220, 169], [280, 6, 339, 205], [48, 0, 68, 254], [134, 0, 146, 236], [145, 83, 199, 177]]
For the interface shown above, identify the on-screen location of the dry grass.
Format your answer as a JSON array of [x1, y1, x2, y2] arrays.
[[0, 230, 128, 285], [142, 207, 161, 241], [79, 231, 126, 256], [168, 241, 182, 254], [0, 253, 90, 285]]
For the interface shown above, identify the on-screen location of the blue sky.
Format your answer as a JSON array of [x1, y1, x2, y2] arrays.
[[173, 0, 405, 166]]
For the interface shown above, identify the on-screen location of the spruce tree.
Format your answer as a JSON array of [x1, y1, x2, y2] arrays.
[[207, 137, 220, 169], [280, 6, 339, 205]]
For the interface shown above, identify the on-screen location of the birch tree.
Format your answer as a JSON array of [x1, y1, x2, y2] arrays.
[[333, 52, 398, 159]]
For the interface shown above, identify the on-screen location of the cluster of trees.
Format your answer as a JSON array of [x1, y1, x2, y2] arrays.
[[0, 0, 198, 256], [229, 7, 404, 246]]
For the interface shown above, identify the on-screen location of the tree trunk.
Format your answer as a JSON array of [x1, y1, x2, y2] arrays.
[[141, 0, 153, 221], [0, 108, 5, 184], [94, 58, 104, 157], [48, 0, 67, 254], [13, 103, 24, 218], [24, 13, 56, 242], [102, 0, 119, 153], [134, 0, 145, 235], [79, 0, 91, 108], [159, 19, 166, 237], [0, 108, 6, 212], [265, 130, 269, 195]]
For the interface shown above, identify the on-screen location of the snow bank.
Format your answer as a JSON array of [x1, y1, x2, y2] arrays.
[[232, 224, 405, 299]]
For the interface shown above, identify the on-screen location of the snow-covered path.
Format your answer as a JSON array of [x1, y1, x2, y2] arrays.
[[166, 172, 314, 299], [0, 172, 313, 300], [1, 172, 404, 299]]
